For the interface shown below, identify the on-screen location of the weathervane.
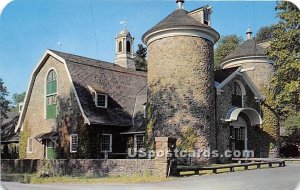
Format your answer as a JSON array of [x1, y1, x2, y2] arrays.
[[120, 18, 128, 30]]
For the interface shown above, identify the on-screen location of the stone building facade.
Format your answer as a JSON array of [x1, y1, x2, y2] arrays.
[[143, 7, 219, 163], [16, 1, 279, 163], [220, 29, 280, 158]]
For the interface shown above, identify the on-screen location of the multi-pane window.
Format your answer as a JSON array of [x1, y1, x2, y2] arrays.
[[135, 135, 144, 150], [27, 138, 33, 153], [237, 128, 245, 140], [232, 82, 243, 107], [101, 134, 112, 152], [46, 69, 57, 119], [96, 94, 107, 108], [70, 134, 78, 153], [231, 128, 236, 139]]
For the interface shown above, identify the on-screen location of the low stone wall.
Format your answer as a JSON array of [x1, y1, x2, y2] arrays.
[[1, 159, 155, 177]]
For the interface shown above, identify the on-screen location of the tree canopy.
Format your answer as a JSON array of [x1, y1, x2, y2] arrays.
[[266, 1, 300, 139], [135, 44, 147, 71], [12, 92, 26, 106], [267, 1, 300, 116], [0, 78, 10, 124], [255, 25, 276, 43], [214, 35, 243, 70]]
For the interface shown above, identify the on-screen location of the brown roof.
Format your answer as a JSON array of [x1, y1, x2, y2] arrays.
[[50, 50, 147, 128], [222, 39, 266, 62], [1, 112, 19, 143], [142, 9, 215, 41]]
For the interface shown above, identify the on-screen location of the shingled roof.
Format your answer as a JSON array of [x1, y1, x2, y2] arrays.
[[50, 50, 147, 128], [1, 112, 19, 143], [222, 39, 266, 62], [143, 9, 213, 40], [214, 67, 240, 83]]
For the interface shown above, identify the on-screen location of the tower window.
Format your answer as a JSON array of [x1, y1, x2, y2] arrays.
[[232, 82, 243, 107], [126, 41, 131, 53], [204, 11, 209, 25], [46, 69, 57, 119], [118, 41, 122, 52]]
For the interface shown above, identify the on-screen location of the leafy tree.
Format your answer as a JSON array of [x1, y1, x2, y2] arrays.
[[0, 78, 10, 125], [12, 92, 26, 106], [267, 1, 300, 116], [135, 44, 147, 71], [255, 25, 276, 43], [214, 35, 243, 70], [283, 112, 300, 135]]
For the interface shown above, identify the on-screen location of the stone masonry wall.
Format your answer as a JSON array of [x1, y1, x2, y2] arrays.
[[1, 159, 155, 177], [147, 36, 216, 164], [223, 61, 280, 158], [22, 56, 74, 159], [216, 75, 261, 163]]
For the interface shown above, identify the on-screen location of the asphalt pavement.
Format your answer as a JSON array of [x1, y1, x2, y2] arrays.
[[2, 162, 300, 190]]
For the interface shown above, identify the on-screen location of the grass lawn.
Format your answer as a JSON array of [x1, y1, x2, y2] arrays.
[[1, 173, 174, 184], [30, 175, 174, 184]]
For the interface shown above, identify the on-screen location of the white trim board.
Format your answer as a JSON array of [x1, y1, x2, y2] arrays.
[[15, 50, 90, 132], [216, 67, 264, 100]]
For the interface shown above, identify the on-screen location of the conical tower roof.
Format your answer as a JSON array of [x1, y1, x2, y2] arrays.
[[222, 39, 266, 62], [142, 8, 219, 44]]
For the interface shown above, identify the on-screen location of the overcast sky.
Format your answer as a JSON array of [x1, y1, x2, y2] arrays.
[[0, 0, 278, 100]]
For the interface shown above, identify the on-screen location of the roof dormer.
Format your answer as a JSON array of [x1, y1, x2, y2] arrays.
[[188, 5, 212, 26], [87, 85, 108, 108]]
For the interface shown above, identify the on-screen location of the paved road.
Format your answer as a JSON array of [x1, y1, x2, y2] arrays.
[[2, 163, 300, 190]]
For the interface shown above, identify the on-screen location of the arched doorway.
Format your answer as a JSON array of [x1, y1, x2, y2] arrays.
[[226, 107, 262, 157], [230, 116, 248, 154]]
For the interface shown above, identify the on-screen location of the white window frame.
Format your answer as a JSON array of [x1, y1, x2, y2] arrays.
[[143, 105, 146, 119], [95, 93, 108, 108], [134, 134, 144, 150], [44, 68, 59, 119], [237, 128, 245, 140], [18, 102, 24, 113], [70, 134, 78, 153], [101, 134, 112, 152], [87, 85, 108, 108], [27, 138, 33, 153], [231, 128, 236, 139], [234, 80, 246, 108]]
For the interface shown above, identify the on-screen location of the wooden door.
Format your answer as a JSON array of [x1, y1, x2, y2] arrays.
[[47, 140, 57, 159]]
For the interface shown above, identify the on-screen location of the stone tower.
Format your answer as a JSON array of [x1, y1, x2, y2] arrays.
[[220, 28, 279, 158], [142, 0, 219, 163], [115, 28, 136, 70], [221, 28, 274, 89]]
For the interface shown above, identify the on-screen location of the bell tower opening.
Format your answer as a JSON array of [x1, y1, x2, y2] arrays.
[[118, 41, 122, 52], [114, 19, 135, 70], [126, 41, 131, 53]]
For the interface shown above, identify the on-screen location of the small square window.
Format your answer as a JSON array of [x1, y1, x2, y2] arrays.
[[70, 134, 78, 153], [96, 94, 107, 108], [101, 134, 112, 152]]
